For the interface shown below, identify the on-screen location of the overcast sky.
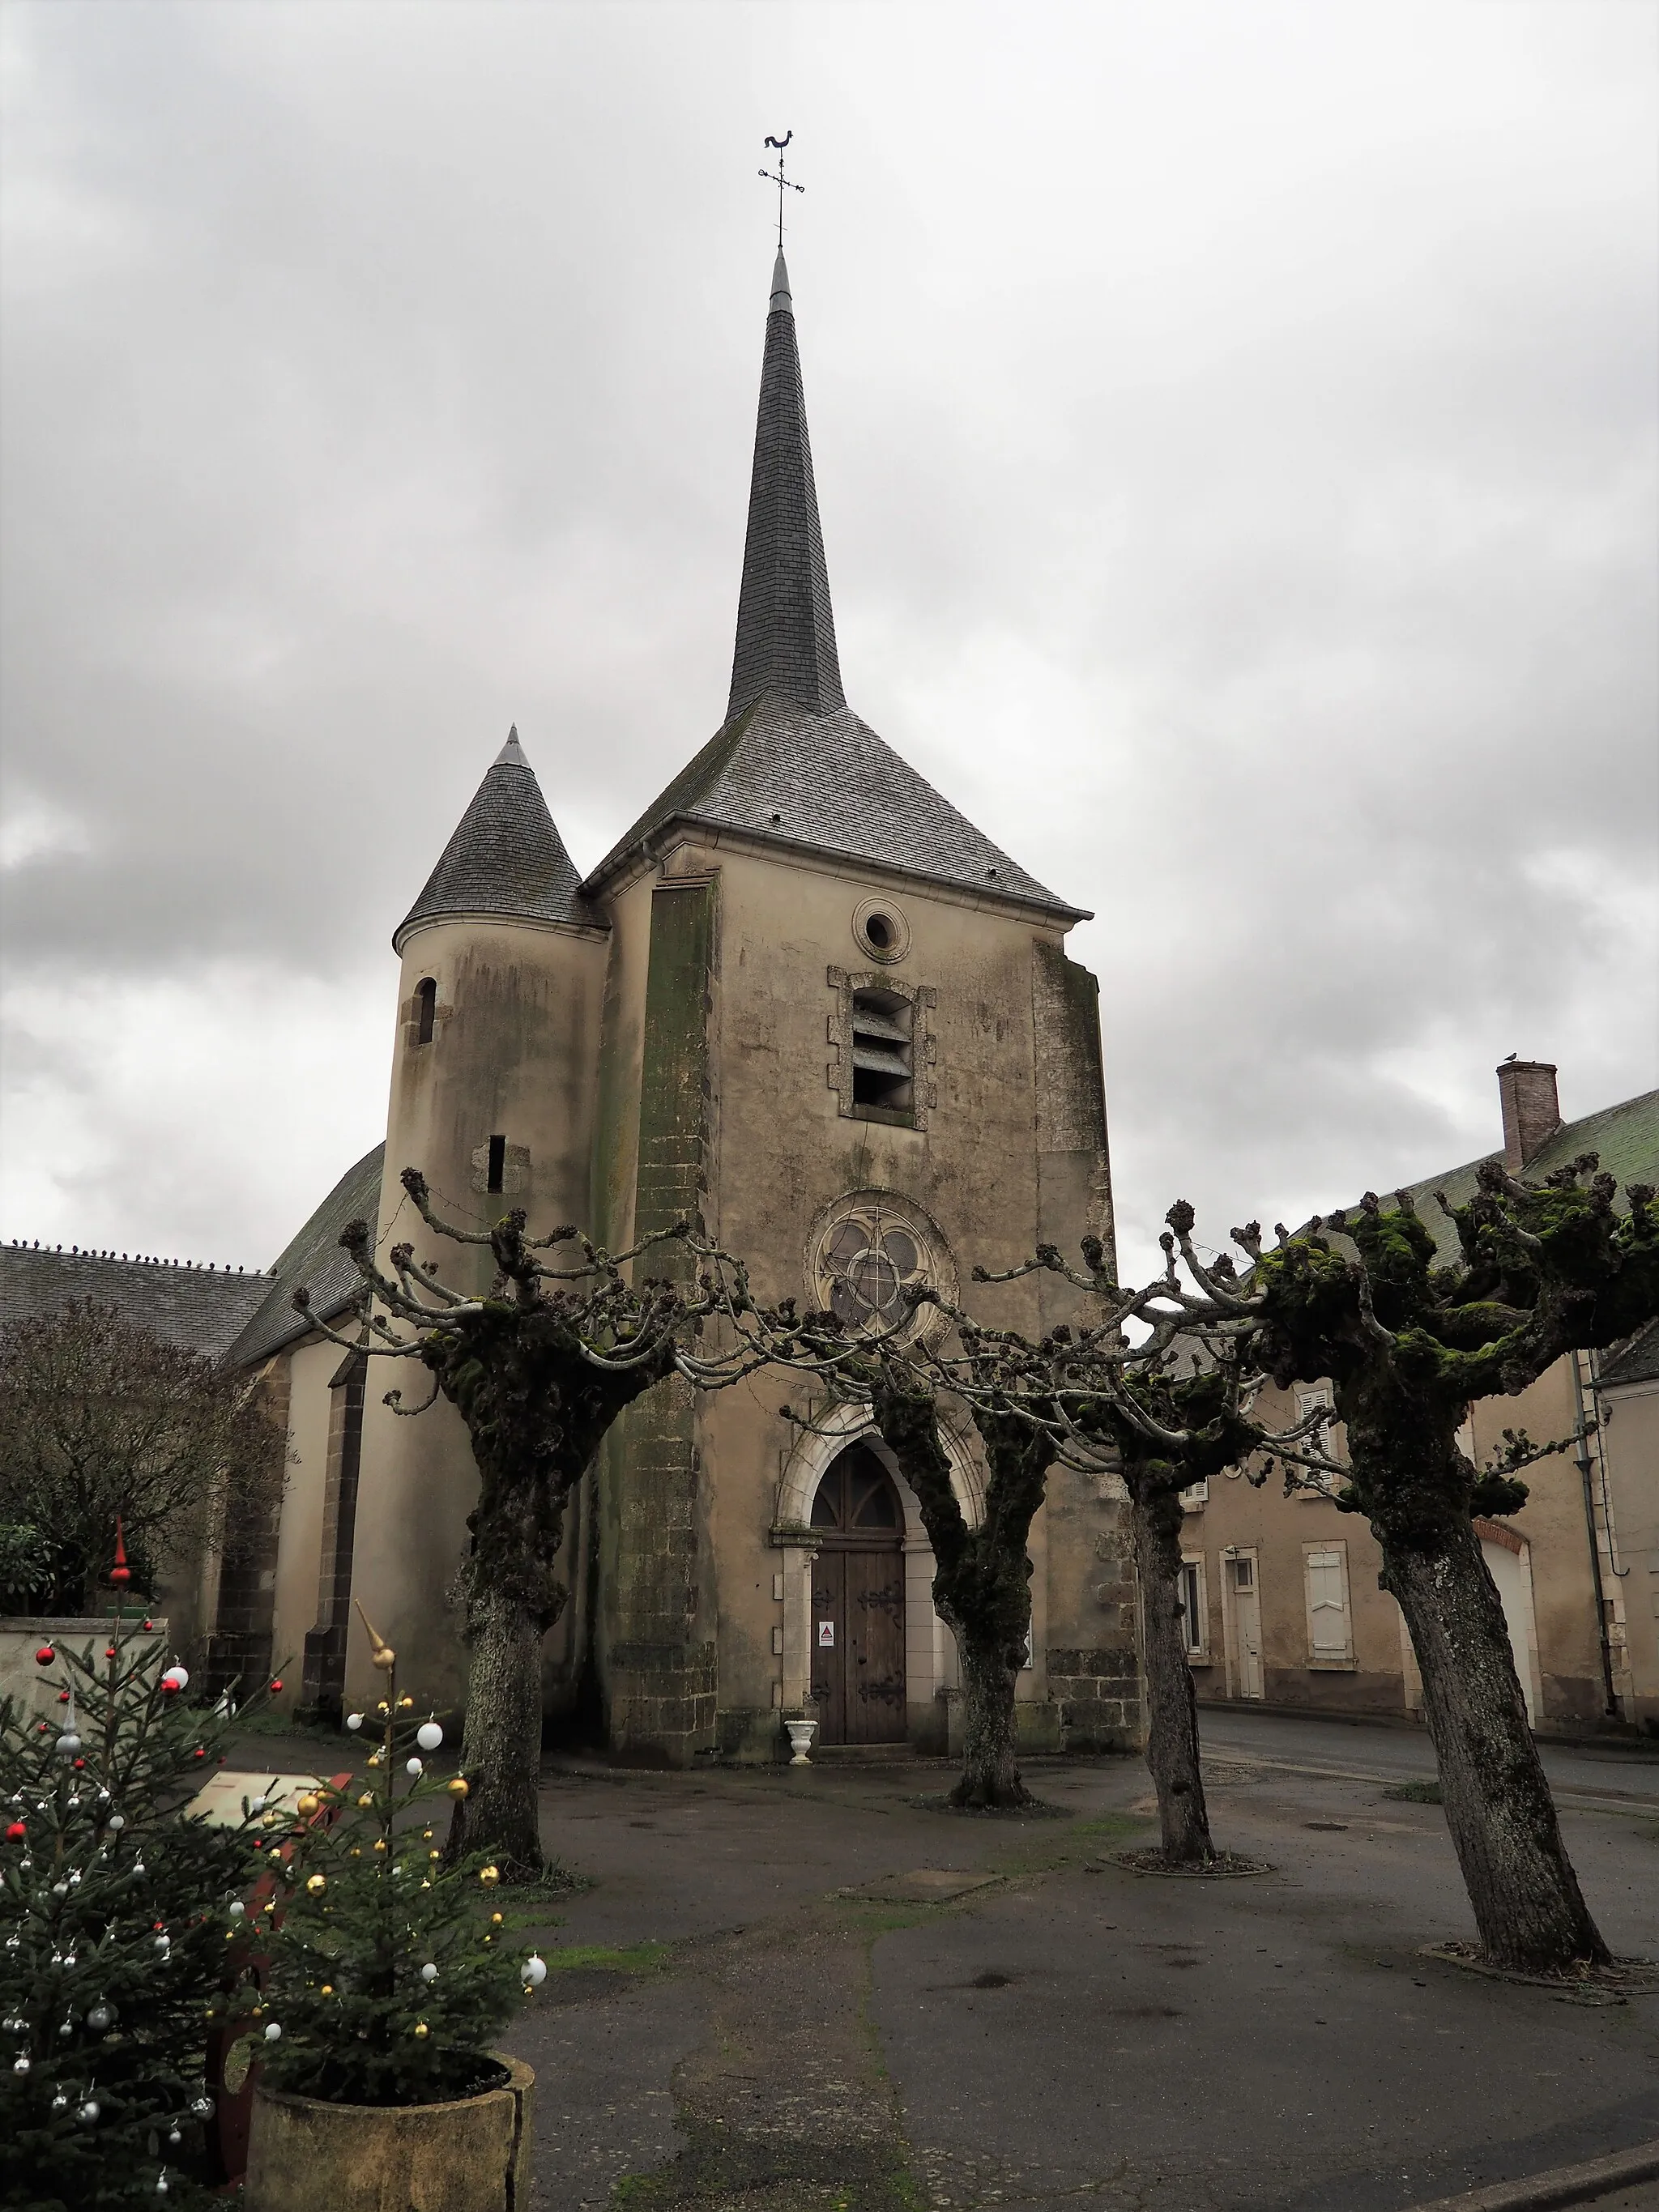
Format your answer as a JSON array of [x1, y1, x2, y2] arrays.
[[2, 0, 1655, 1288]]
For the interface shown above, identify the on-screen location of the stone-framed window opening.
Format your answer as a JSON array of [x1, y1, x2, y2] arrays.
[[414, 977, 437, 1044], [826, 966, 937, 1130]]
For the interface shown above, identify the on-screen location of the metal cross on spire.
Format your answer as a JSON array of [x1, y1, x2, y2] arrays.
[[758, 130, 804, 249]]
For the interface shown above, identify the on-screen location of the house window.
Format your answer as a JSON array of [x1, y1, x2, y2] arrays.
[[806, 1188, 955, 1346], [1180, 1480, 1209, 1512], [414, 978, 437, 1045], [1179, 1557, 1209, 1661], [486, 1134, 506, 1195], [851, 988, 914, 1115], [1303, 1541, 1355, 1668]]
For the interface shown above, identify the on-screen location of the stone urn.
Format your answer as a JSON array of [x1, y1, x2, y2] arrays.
[[244, 2052, 533, 2212], [784, 1715, 818, 1765]]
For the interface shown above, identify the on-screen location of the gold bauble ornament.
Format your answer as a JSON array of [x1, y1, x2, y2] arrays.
[[305, 1874, 326, 1894], [479, 1865, 499, 1886], [422, 1829, 433, 1840], [350, 1847, 361, 1859], [321, 1984, 333, 1996], [413, 2022, 429, 2039], [296, 1792, 321, 1817], [366, 1754, 382, 1768], [490, 1911, 503, 1926], [399, 1696, 414, 1711], [446, 1778, 468, 1799], [357, 1792, 374, 1809], [429, 1850, 441, 1862], [373, 1839, 387, 1854], [377, 1703, 389, 1717]]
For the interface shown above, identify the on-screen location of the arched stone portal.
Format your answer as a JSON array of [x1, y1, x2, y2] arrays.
[[770, 1400, 995, 1753]]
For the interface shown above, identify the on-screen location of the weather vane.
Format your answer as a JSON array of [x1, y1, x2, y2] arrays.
[[758, 130, 804, 250]]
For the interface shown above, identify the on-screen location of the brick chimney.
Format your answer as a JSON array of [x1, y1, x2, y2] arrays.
[[1497, 1056, 1562, 1174]]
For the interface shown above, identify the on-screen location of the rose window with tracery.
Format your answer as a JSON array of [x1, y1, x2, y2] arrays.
[[807, 1192, 953, 1341]]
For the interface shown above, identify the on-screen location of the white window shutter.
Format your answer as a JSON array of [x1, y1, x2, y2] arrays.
[[1304, 1545, 1354, 1663]]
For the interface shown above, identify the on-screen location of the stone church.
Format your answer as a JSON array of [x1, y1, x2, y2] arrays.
[[8, 252, 1140, 1764]]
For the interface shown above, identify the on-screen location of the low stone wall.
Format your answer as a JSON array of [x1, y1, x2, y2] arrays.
[[0, 1617, 169, 1727]]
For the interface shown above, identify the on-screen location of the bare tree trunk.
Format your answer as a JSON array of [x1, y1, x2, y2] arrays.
[[1130, 1490, 1214, 1866], [449, 1585, 545, 1880], [950, 1629, 1030, 1809], [1388, 1515, 1608, 1974]]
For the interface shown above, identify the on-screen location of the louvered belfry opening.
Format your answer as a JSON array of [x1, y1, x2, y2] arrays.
[[850, 987, 914, 1114]]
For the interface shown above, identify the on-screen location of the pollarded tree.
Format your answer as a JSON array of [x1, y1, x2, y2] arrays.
[[298, 1172, 833, 1881], [1149, 1158, 1658, 1975], [0, 1302, 284, 1618]]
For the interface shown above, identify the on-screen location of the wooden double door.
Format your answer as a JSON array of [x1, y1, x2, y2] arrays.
[[810, 1446, 907, 1745]]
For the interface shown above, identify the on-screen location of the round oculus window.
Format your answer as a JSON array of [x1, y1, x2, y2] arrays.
[[807, 1190, 954, 1343], [852, 897, 910, 964]]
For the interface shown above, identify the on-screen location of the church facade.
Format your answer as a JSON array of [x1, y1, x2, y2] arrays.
[[232, 252, 1139, 1762]]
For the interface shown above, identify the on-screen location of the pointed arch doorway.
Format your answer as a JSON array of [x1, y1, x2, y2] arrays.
[[809, 1444, 907, 1744]]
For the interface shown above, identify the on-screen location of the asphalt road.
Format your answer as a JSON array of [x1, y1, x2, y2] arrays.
[[1195, 1704, 1659, 1809]]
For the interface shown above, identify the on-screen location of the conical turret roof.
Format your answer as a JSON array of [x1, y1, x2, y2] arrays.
[[394, 728, 599, 952], [587, 257, 1085, 920]]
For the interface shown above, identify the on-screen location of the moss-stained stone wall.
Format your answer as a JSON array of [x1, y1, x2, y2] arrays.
[[601, 879, 719, 1762]]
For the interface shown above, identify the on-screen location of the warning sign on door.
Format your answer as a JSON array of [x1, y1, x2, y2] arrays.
[[817, 1621, 835, 1647]]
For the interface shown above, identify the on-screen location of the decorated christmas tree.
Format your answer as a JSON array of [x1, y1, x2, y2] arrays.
[[249, 1606, 539, 2107], [0, 1612, 275, 2208]]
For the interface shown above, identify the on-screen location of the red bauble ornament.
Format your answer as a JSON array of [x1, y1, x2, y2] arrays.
[[142, 1619, 153, 1630], [194, 1748, 205, 1759], [74, 1758, 85, 1770], [160, 1679, 180, 1695], [57, 1691, 69, 1705], [34, 1645, 54, 1666], [269, 1679, 283, 1693], [104, 1647, 117, 1660], [6, 1822, 25, 1842]]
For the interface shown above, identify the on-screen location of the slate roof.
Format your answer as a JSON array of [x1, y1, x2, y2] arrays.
[[591, 693, 1084, 915], [725, 251, 845, 724], [588, 254, 1085, 922], [394, 730, 599, 953], [0, 1244, 271, 1361], [1370, 1089, 1659, 1271], [228, 1143, 386, 1367], [1597, 1318, 1659, 1389]]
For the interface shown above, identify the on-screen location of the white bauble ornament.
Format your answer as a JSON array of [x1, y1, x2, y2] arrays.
[[346, 1712, 365, 1732], [228, 1901, 245, 1920], [12, 2056, 28, 2074], [247, 1796, 266, 1816], [54, 1733, 81, 1758], [263, 2022, 282, 2042], [107, 1814, 124, 1831], [161, 1665, 188, 1691], [420, 1963, 439, 1984], [86, 2004, 113, 2031], [156, 2173, 169, 2195], [521, 1953, 548, 1988], [405, 1758, 424, 1778], [191, 2094, 215, 2118], [416, 1722, 443, 1752], [78, 2099, 100, 2123], [131, 1860, 146, 1876]]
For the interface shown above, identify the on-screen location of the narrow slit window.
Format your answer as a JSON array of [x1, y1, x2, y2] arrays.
[[850, 988, 913, 1115], [486, 1134, 506, 1194], [1179, 1561, 1205, 1658], [414, 978, 437, 1045]]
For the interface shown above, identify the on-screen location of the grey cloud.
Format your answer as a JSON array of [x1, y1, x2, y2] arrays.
[[1, 0, 1653, 1280]]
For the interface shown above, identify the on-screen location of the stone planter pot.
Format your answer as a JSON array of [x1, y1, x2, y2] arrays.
[[784, 1715, 818, 1765], [244, 2053, 533, 2212]]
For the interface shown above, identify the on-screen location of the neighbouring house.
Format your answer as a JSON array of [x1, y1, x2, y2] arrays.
[[3, 248, 1139, 1764], [1182, 1060, 1659, 1738]]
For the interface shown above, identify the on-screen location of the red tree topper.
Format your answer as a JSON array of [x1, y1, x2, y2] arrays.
[[110, 1515, 132, 1586]]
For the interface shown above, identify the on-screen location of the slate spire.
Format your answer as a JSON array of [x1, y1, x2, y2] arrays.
[[725, 249, 847, 725], [393, 726, 595, 952]]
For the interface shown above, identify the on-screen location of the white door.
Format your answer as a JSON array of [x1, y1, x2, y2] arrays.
[[1228, 1554, 1264, 1699], [1481, 1538, 1537, 1725]]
